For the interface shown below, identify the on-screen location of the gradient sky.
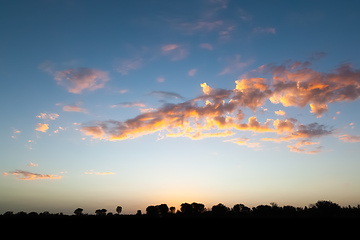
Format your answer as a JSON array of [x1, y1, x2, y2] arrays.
[[1, 0, 360, 214]]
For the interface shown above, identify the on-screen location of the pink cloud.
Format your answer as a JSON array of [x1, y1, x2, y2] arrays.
[[199, 43, 214, 50], [161, 44, 188, 61], [188, 69, 197, 76], [54, 67, 109, 94]]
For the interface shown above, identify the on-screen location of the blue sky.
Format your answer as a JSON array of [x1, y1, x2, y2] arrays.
[[1, 0, 360, 214]]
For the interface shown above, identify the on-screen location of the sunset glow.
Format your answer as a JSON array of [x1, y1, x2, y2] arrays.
[[1, 0, 360, 215]]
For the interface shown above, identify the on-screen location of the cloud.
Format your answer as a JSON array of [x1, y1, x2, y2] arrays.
[[36, 113, 59, 120], [115, 58, 142, 75], [219, 55, 254, 75], [253, 27, 276, 34], [11, 129, 21, 139], [268, 62, 360, 117], [84, 170, 115, 175], [5, 170, 62, 180], [150, 91, 185, 100], [54, 67, 109, 94], [110, 101, 146, 108], [180, 20, 223, 32], [199, 43, 214, 50], [61, 102, 87, 113], [339, 134, 360, 143], [157, 77, 165, 83], [275, 110, 286, 116], [35, 123, 49, 133], [80, 60, 360, 153], [161, 44, 188, 61], [188, 69, 197, 77], [28, 162, 38, 167], [224, 137, 260, 148]]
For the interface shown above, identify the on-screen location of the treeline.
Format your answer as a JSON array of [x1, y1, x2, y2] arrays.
[[2, 200, 360, 218]]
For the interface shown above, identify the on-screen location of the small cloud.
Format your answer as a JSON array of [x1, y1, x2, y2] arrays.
[[119, 89, 129, 94], [61, 102, 87, 113], [238, 8, 252, 21], [162, 44, 179, 52], [36, 113, 59, 120], [5, 170, 62, 180], [84, 170, 115, 175], [11, 129, 21, 139], [157, 77, 165, 83], [35, 123, 49, 133], [188, 69, 197, 77], [110, 101, 145, 108], [150, 91, 184, 100], [253, 27, 276, 34], [54, 67, 109, 94], [275, 110, 286, 116], [219, 55, 253, 75], [161, 44, 188, 61], [28, 162, 38, 167], [339, 134, 360, 143], [224, 138, 260, 148], [199, 43, 213, 50], [115, 58, 142, 75]]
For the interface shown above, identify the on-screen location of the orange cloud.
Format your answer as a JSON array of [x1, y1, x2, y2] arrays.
[[35, 123, 49, 133], [275, 110, 285, 116], [6, 170, 62, 180], [79, 60, 360, 153], [54, 67, 109, 94]]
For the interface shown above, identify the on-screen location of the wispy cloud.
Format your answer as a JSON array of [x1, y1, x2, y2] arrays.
[[219, 55, 254, 75], [199, 43, 214, 50], [339, 134, 360, 143], [54, 67, 109, 94], [84, 170, 115, 175], [150, 91, 185, 100], [115, 58, 142, 75], [110, 101, 146, 108], [188, 69, 197, 76], [28, 162, 38, 167], [161, 44, 188, 61], [253, 27, 276, 34], [5, 170, 62, 180]]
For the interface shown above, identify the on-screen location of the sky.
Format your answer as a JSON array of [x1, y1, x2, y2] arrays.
[[1, 0, 360, 214]]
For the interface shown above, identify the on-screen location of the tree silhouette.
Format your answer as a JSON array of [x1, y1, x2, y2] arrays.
[[232, 204, 250, 215], [95, 209, 107, 216], [169, 206, 176, 214], [116, 206, 122, 215], [211, 203, 229, 216], [74, 208, 83, 216]]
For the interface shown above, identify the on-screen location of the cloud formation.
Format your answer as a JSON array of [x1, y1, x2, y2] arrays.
[[81, 61, 360, 153], [36, 113, 59, 120], [5, 170, 62, 180], [161, 44, 188, 61], [55, 67, 109, 94], [35, 123, 49, 133]]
